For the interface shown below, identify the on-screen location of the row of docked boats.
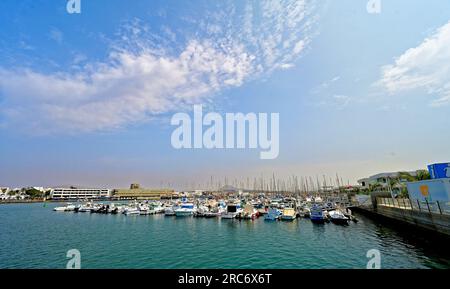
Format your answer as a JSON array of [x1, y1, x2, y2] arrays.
[[53, 196, 357, 225]]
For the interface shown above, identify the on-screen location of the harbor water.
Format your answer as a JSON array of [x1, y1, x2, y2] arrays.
[[0, 202, 449, 269]]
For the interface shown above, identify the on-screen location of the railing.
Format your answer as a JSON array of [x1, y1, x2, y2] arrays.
[[377, 197, 450, 215]]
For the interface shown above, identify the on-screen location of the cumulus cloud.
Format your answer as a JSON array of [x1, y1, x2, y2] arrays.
[[379, 21, 450, 107], [0, 0, 317, 133]]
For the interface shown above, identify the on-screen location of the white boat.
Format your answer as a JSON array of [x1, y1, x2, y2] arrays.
[[221, 203, 242, 219], [203, 211, 220, 218], [175, 203, 195, 216], [139, 204, 150, 215], [153, 205, 165, 214], [123, 206, 140, 215], [242, 204, 258, 219], [53, 206, 67, 211], [298, 206, 310, 218], [77, 202, 95, 212], [329, 209, 349, 225], [164, 206, 177, 216]]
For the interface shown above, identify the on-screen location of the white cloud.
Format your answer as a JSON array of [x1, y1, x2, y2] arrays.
[[0, 0, 317, 133], [379, 21, 450, 107], [49, 28, 63, 44]]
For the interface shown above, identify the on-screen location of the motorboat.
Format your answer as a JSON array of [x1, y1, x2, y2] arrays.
[[53, 205, 67, 211], [242, 204, 258, 219], [175, 203, 195, 217], [123, 205, 140, 215], [164, 206, 177, 216], [203, 211, 220, 218], [310, 204, 327, 223], [221, 203, 242, 219], [139, 204, 151, 215], [280, 208, 296, 221], [298, 206, 310, 218], [264, 208, 281, 221], [76, 202, 95, 212], [194, 205, 209, 217], [329, 209, 350, 225]]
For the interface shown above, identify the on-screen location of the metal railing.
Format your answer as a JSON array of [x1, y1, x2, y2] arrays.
[[377, 197, 450, 215]]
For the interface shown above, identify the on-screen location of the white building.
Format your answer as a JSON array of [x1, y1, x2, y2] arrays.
[[358, 171, 418, 189], [50, 188, 111, 199]]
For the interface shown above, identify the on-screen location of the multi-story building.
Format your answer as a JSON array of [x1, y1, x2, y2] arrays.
[[50, 188, 111, 199]]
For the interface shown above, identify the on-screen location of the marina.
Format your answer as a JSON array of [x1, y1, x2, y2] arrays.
[[47, 193, 358, 224], [1, 201, 449, 269]]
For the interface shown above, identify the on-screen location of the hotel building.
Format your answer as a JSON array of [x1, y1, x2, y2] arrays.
[[50, 188, 111, 199]]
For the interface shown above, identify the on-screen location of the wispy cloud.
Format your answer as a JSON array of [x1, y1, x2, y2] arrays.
[[0, 0, 318, 134], [49, 28, 63, 45], [311, 75, 340, 94], [316, 94, 351, 110], [378, 21, 450, 107]]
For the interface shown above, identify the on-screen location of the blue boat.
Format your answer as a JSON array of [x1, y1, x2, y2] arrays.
[[264, 208, 281, 221], [310, 204, 326, 223]]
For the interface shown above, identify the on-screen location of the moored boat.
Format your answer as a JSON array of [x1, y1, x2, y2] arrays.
[[175, 203, 195, 217], [280, 208, 296, 221], [264, 208, 281, 221], [329, 209, 349, 225], [221, 203, 242, 219], [310, 204, 326, 223]]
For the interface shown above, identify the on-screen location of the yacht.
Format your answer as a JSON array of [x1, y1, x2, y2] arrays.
[[175, 203, 195, 217], [221, 203, 242, 219]]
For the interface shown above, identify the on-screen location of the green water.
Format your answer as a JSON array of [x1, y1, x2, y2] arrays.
[[0, 202, 449, 268]]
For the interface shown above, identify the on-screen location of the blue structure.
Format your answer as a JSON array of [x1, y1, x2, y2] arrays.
[[427, 163, 450, 179]]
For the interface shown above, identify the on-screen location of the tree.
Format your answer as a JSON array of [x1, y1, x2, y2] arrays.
[[416, 170, 431, 181], [25, 188, 43, 199]]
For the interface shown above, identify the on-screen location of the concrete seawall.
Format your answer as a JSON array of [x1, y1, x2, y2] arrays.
[[353, 205, 450, 237]]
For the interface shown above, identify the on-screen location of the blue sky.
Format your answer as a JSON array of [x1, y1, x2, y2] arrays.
[[1, 0, 450, 189]]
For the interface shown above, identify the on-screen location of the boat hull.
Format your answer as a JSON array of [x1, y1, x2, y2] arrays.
[[175, 211, 193, 217], [330, 218, 349, 225], [310, 217, 326, 224], [280, 215, 296, 221], [221, 213, 236, 219]]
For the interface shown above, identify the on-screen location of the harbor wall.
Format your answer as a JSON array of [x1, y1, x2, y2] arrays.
[[353, 192, 450, 237], [375, 206, 450, 236]]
